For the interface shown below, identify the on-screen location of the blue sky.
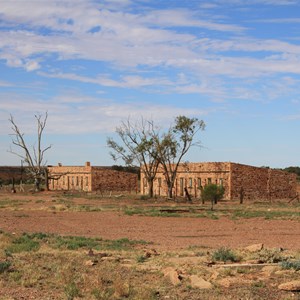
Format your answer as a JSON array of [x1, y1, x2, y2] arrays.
[[0, 0, 300, 168]]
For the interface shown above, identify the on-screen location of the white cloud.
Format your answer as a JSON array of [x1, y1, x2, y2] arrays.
[[25, 60, 40, 72], [0, 91, 210, 135], [38, 71, 173, 88], [0, 0, 300, 105]]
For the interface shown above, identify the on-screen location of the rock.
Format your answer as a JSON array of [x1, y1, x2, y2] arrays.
[[162, 267, 181, 286], [85, 259, 98, 266], [245, 243, 264, 252], [261, 265, 277, 277], [209, 271, 219, 281], [217, 277, 252, 288], [217, 278, 232, 288], [114, 282, 130, 298], [278, 280, 300, 291], [189, 275, 212, 289]]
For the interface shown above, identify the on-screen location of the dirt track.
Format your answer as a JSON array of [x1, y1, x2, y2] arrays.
[[1, 209, 300, 250]]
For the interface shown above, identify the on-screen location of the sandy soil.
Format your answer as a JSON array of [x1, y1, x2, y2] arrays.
[[0, 192, 299, 250]]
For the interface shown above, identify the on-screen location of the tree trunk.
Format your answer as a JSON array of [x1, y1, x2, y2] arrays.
[[45, 169, 49, 191], [148, 180, 154, 198], [35, 177, 41, 192], [167, 186, 173, 199]]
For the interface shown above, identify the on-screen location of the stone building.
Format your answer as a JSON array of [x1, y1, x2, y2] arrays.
[[140, 162, 297, 201], [47, 162, 138, 193]]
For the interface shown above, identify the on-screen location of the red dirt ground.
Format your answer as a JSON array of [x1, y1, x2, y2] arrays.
[[0, 192, 299, 251]]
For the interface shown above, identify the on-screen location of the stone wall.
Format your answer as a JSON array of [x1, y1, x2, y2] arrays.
[[91, 167, 138, 193], [48, 163, 92, 192], [230, 163, 297, 201], [230, 163, 269, 200], [48, 162, 138, 193], [141, 162, 297, 201], [142, 162, 231, 199]]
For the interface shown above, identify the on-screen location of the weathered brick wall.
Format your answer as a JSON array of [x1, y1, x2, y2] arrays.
[[268, 169, 297, 199], [142, 162, 231, 199], [0, 166, 35, 183], [91, 167, 138, 193], [230, 163, 297, 201], [48, 164, 92, 192], [141, 162, 297, 201], [47, 163, 138, 193], [230, 163, 269, 200]]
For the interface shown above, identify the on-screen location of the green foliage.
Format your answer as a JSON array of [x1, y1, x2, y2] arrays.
[[53, 236, 101, 250], [280, 260, 300, 271], [105, 238, 147, 251], [201, 184, 225, 210], [212, 247, 238, 262], [283, 166, 300, 181], [253, 248, 285, 263], [6, 234, 40, 253], [65, 282, 80, 300], [0, 261, 11, 273]]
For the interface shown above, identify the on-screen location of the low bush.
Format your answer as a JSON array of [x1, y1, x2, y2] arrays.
[[212, 247, 239, 262], [280, 260, 300, 271], [0, 261, 11, 273]]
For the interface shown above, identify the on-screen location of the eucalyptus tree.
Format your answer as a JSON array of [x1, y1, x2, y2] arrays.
[[153, 116, 205, 199], [107, 118, 160, 197]]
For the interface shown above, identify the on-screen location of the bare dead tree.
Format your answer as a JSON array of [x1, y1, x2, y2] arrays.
[[8, 112, 51, 191]]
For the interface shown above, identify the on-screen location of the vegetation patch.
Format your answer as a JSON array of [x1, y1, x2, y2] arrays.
[[252, 248, 286, 263], [212, 247, 239, 262], [0, 261, 11, 273], [280, 260, 300, 271], [6, 234, 40, 253]]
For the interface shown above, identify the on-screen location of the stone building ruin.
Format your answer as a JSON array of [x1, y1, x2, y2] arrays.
[[47, 162, 138, 193], [140, 162, 297, 201]]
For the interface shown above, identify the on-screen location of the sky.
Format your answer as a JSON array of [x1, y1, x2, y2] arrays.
[[0, 0, 300, 168]]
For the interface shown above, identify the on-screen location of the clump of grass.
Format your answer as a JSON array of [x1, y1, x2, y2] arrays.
[[136, 255, 148, 263], [53, 236, 101, 250], [105, 238, 148, 251], [212, 247, 239, 262], [232, 210, 300, 220], [280, 260, 300, 271], [253, 248, 285, 263], [0, 261, 11, 273], [64, 281, 80, 300], [6, 234, 40, 253]]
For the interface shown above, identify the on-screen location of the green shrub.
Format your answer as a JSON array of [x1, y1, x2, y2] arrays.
[[280, 260, 300, 271], [201, 184, 225, 210], [0, 261, 11, 273], [212, 247, 238, 262], [253, 248, 284, 263]]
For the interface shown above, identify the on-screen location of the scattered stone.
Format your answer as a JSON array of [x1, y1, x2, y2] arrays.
[[245, 243, 264, 252], [85, 259, 98, 266], [217, 277, 252, 288], [144, 248, 159, 257], [114, 282, 130, 298], [189, 275, 213, 289], [87, 248, 94, 256], [209, 271, 219, 281], [278, 280, 300, 291], [261, 265, 277, 277], [275, 270, 295, 276], [162, 267, 181, 286], [217, 278, 232, 288]]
